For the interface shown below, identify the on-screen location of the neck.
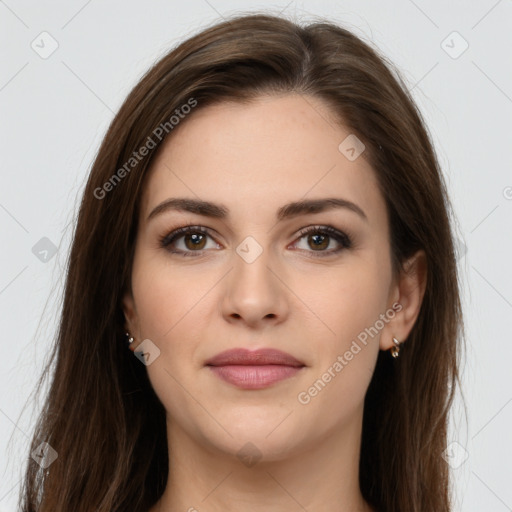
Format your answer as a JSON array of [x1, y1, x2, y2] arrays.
[[151, 406, 374, 512]]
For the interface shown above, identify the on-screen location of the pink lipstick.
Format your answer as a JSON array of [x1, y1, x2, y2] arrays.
[[205, 348, 305, 390]]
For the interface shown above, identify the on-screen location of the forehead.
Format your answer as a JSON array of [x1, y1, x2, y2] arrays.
[[140, 94, 386, 228]]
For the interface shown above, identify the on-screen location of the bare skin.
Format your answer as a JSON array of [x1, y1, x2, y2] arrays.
[[123, 93, 427, 512]]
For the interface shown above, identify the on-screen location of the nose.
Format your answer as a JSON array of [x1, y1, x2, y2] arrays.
[[221, 246, 290, 329]]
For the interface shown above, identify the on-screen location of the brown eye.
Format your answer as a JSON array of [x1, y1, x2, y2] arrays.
[[293, 225, 352, 257], [306, 233, 329, 250], [159, 226, 219, 256], [183, 232, 207, 250]]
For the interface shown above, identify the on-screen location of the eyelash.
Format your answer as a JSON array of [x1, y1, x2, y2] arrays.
[[158, 223, 353, 258]]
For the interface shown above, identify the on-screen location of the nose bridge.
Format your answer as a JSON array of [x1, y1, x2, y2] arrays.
[[222, 233, 288, 325]]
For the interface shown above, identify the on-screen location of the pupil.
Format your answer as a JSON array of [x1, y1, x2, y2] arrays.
[[187, 233, 205, 249], [310, 234, 327, 249]]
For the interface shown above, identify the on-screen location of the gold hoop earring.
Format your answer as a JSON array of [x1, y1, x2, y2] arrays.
[[390, 337, 402, 358]]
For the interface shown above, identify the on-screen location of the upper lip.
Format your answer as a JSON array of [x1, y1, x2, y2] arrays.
[[205, 348, 305, 367]]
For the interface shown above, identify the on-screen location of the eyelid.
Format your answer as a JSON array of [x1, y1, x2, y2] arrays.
[[159, 223, 353, 257], [158, 224, 218, 255], [290, 224, 353, 255]]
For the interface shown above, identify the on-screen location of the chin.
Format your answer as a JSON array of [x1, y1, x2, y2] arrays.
[[199, 413, 309, 463]]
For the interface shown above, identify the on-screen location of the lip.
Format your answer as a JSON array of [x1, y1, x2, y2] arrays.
[[205, 348, 306, 390], [205, 348, 305, 367]]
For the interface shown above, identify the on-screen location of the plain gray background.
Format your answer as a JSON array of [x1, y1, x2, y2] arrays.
[[1, 1, 511, 510]]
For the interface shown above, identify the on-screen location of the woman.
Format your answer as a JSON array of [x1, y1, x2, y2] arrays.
[[19, 12, 464, 512]]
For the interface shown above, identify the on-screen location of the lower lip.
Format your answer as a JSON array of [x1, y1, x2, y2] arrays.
[[207, 364, 304, 389]]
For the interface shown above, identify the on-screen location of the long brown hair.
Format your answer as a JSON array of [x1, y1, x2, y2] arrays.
[[18, 12, 465, 512]]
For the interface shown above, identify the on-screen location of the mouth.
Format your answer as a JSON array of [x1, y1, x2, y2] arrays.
[[205, 348, 306, 390]]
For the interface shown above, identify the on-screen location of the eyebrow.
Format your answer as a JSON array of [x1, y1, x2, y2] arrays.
[[147, 197, 368, 223]]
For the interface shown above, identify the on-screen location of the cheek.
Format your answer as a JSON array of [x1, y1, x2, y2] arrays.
[[292, 259, 389, 349], [130, 253, 220, 397], [131, 251, 211, 339], [130, 257, 213, 424], [291, 269, 384, 424], [296, 256, 390, 415]]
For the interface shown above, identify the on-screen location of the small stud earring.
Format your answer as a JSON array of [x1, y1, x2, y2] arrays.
[[125, 332, 136, 352], [390, 337, 402, 358]]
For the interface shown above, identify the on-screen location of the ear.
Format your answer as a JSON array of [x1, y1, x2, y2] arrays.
[[380, 249, 428, 351], [122, 289, 140, 339]]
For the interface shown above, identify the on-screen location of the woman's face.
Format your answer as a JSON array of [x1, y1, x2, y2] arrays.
[[123, 93, 404, 461]]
